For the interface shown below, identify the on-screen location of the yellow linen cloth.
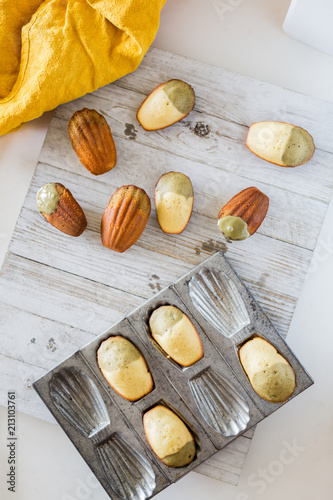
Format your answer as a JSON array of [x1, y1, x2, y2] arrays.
[[0, 0, 166, 135]]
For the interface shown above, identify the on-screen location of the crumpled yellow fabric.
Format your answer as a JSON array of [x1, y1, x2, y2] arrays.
[[0, 0, 166, 135]]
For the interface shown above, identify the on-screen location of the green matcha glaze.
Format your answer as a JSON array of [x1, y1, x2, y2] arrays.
[[217, 216, 250, 240], [162, 440, 196, 467], [252, 362, 296, 403], [156, 172, 193, 199], [281, 126, 314, 167], [102, 337, 140, 370], [163, 80, 195, 115], [149, 306, 183, 338], [36, 183, 59, 215]]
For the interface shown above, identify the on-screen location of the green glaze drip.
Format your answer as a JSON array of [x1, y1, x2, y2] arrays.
[[281, 126, 314, 167], [163, 440, 196, 467], [163, 80, 195, 115], [150, 306, 183, 338], [103, 338, 140, 370], [217, 216, 250, 240], [156, 172, 193, 199], [36, 183, 59, 215]]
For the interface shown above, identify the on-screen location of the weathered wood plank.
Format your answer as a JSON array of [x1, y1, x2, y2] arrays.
[[38, 112, 328, 251], [9, 170, 312, 336], [0, 303, 94, 368], [0, 254, 143, 334], [1, 47, 333, 485], [0, 352, 56, 421], [195, 435, 253, 485], [115, 48, 333, 154], [55, 86, 333, 205]]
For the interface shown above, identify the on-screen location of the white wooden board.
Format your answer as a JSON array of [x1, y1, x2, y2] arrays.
[[1, 47, 333, 485]]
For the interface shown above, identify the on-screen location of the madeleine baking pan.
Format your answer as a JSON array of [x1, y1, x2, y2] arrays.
[[33, 251, 313, 499]]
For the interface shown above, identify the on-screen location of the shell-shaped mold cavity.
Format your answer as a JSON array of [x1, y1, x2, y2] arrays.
[[96, 433, 156, 500], [49, 367, 110, 438], [189, 267, 250, 338], [189, 368, 250, 436]]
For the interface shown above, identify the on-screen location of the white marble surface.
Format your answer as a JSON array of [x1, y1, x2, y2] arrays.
[[1, 0, 333, 499]]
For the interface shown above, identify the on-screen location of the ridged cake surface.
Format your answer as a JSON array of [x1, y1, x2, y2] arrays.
[[101, 185, 151, 252], [68, 108, 117, 175]]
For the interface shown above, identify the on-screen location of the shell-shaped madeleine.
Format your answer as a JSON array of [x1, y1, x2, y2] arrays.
[[101, 185, 151, 253], [137, 80, 195, 131], [189, 368, 250, 436], [189, 267, 250, 338], [68, 108, 117, 175], [143, 405, 196, 467], [155, 171, 194, 234], [246, 121, 315, 167], [217, 187, 269, 240], [49, 367, 110, 438], [97, 336, 153, 401], [239, 337, 296, 403], [36, 183, 87, 237], [149, 305, 203, 366], [96, 433, 156, 500]]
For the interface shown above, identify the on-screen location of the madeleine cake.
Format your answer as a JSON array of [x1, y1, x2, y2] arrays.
[[97, 336, 153, 401], [143, 405, 196, 467]]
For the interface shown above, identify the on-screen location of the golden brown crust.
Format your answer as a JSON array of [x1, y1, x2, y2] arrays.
[[42, 183, 87, 237], [68, 108, 117, 175], [101, 185, 151, 252], [218, 187, 269, 236]]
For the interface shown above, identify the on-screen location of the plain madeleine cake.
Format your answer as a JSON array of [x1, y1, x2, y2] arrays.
[[149, 305, 203, 367], [239, 337, 296, 403], [143, 405, 196, 467], [97, 336, 153, 401]]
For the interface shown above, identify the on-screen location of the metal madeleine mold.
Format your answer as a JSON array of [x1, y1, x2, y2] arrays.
[[96, 433, 156, 500], [189, 368, 250, 437], [34, 251, 313, 500], [49, 367, 110, 438], [188, 267, 250, 340]]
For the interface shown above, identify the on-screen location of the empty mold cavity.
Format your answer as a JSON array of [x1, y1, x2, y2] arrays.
[[146, 303, 204, 369], [96, 433, 156, 500], [189, 267, 250, 338], [189, 367, 250, 437], [49, 367, 110, 438], [97, 335, 154, 402]]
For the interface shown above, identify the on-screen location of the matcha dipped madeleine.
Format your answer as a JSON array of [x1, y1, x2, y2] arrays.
[[246, 121, 315, 167], [143, 405, 196, 467], [36, 182, 87, 237], [217, 187, 269, 241], [149, 305, 203, 367], [97, 336, 153, 401], [239, 337, 296, 403], [137, 79, 195, 131], [155, 171, 194, 234]]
